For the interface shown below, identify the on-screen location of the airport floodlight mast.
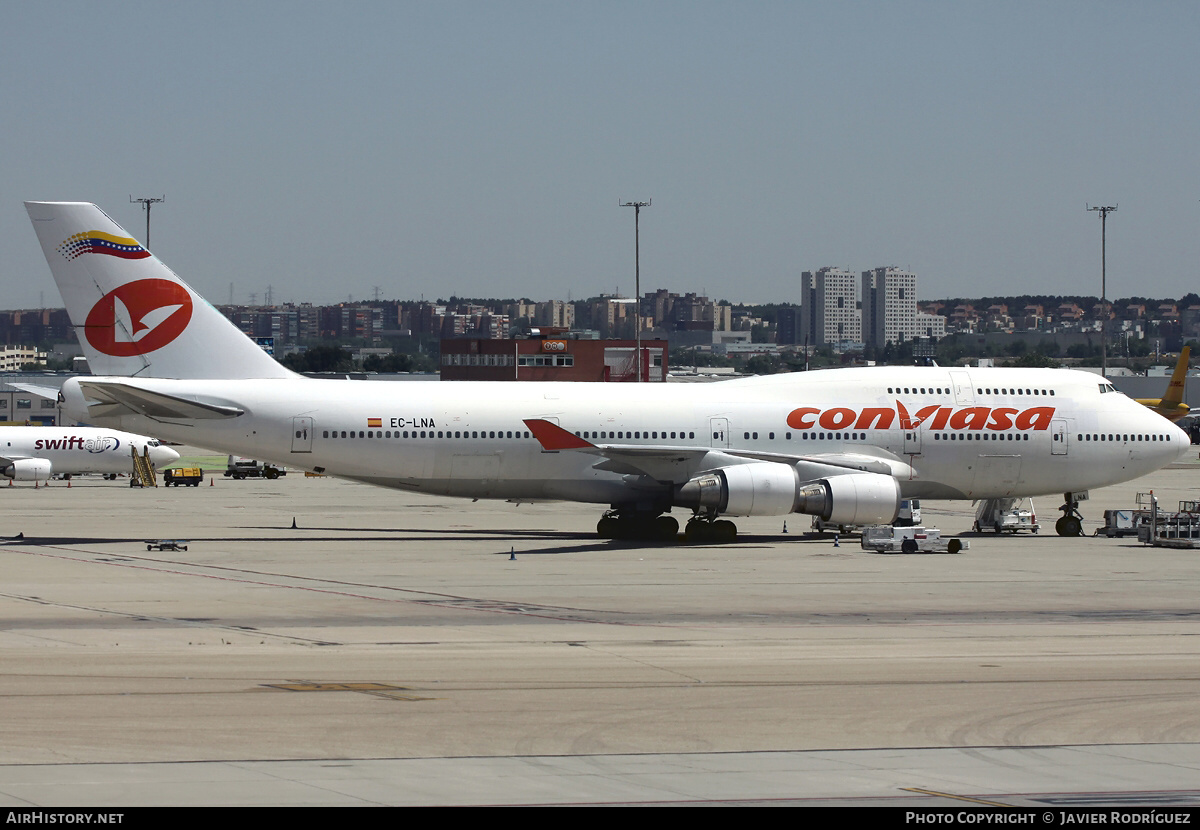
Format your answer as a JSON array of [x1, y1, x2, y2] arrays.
[[1087, 204, 1117, 379], [130, 195, 164, 250], [620, 199, 651, 381]]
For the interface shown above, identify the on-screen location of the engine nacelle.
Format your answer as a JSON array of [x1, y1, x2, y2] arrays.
[[676, 462, 800, 516], [675, 464, 900, 523], [794, 473, 900, 526], [1, 458, 53, 482]]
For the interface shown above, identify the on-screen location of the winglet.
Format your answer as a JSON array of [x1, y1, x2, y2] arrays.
[[523, 419, 594, 451]]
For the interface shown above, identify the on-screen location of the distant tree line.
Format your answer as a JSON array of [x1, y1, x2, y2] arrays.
[[279, 344, 436, 374]]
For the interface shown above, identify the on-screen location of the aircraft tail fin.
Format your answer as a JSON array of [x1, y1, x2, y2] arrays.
[[1163, 346, 1190, 408], [25, 201, 293, 380]]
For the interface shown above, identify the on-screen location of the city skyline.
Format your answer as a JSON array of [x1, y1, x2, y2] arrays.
[[5, 283, 1197, 350], [3, 3, 1198, 310]]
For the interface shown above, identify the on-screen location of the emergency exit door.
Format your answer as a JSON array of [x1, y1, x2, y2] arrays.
[[291, 417, 313, 453]]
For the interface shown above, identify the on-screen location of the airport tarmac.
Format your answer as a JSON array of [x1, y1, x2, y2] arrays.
[[1, 453, 1199, 806]]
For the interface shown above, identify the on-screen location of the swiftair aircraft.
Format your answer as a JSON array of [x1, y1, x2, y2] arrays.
[[26, 201, 1190, 540], [0, 425, 178, 481]]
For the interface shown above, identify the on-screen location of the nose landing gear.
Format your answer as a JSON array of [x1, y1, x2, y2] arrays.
[[1055, 492, 1087, 537]]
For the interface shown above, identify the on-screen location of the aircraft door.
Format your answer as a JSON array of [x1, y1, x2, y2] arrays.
[[903, 426, 922, 455], [710, 418, 729, 449], [291, 417, 313, 453], [1050, 419, 1068, 456], [949, 369, 975, 406]]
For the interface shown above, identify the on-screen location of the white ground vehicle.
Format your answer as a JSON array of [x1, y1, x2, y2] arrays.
[[860, 525, 966, 554], [973, 498, 1039, 533]]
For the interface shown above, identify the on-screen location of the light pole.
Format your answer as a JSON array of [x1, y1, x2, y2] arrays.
[[130, 195, 165, 249], [1087, 203, 1117, 378], [620, 199, 651, 381]]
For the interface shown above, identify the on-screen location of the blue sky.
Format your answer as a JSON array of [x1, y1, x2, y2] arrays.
[[3, 1, 1197, 309]]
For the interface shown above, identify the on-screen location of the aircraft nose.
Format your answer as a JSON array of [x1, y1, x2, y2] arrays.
[[1172, 423, 1193, 460], [152, 445, 181, 466]]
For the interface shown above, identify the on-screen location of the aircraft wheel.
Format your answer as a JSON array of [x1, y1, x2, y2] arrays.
[[1055, 516, 1083, 537], [655, 515, 679, 541], [684, 520, 710, 544], [597, 517, 617, 539], [714, 520, 737, 543]]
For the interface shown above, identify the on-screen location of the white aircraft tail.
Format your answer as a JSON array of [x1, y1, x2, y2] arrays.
[[25, 201, 293, 379]]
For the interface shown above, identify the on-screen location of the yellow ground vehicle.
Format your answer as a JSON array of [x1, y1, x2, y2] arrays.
[[163, 467, 204, 487]]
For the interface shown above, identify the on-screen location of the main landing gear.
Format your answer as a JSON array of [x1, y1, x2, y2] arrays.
[[594, 509, 742, 543], [596, 510, 679, 542], [684, 516, 738, 544], [1055, 492, 1086, 537]]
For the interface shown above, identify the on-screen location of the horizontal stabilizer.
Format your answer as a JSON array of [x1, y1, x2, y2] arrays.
[[78, 381, 243, 420], [7, 383, 61, 401]]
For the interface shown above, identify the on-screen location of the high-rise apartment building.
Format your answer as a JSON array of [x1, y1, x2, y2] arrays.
[[800, 267, 861, 347], [861, 266, 917, 347], [535, 300, 574, 329]]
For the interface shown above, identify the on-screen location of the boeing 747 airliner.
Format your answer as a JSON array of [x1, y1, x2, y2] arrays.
[[25, 202, 1189, 540]]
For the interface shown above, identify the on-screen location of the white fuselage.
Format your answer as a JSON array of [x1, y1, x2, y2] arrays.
[[59, 366, 1189, 506], [0, 426, 179, 478]]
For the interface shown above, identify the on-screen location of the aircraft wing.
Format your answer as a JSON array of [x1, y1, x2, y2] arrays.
[[7, 383, 61, 401], [77, 381, 244, 421], [523, 418, 903, 483]]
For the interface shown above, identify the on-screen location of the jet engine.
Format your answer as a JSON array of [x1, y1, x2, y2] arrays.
[[1, 458, 53, 481], [675, 463, 900, 524], [793, 473, 901, 526]]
